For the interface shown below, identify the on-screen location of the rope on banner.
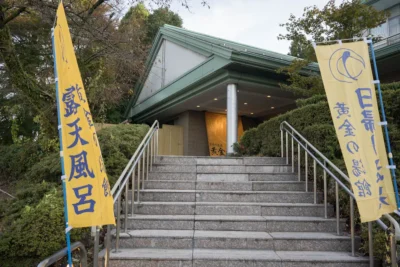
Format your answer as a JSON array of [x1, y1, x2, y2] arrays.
[[369, 40, 400, 211], [52, 22, 74, 267]]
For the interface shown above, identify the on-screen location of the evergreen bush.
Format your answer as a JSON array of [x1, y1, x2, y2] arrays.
[[0, 123, 149, 266]]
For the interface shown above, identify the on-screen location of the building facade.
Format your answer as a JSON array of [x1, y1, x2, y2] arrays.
[[364, 0, 400, 82], [125, 25, 318, 156]]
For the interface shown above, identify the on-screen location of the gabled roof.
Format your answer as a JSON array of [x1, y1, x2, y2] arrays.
[[125, 24, 319, 120]]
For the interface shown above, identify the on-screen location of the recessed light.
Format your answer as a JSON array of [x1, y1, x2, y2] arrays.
[[244, 103, 248, 105], [267, 95, 271, 98], [251, 112, 254, 115], [214, 98, 218, 101], [197, 105, 200, 108], [271, 107, 275, 109]]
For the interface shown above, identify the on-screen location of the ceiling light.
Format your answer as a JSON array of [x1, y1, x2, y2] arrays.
[[244, 103, 248, 105], [197, 105, 200, 108], [267, 95, 271, 98], [251, 112, 254, 115], [214, 98, 218, 101], [271, 107, 275, 109]]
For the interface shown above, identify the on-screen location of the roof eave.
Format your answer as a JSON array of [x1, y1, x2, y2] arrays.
[[230, 51, 319, 74]]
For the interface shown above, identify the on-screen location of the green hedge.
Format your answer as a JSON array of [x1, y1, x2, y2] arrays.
[[0, 123, 149, 266]]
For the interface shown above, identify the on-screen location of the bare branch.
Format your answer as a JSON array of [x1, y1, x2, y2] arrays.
[[88, 0, 107, 15], [0, 7, 26, 29]]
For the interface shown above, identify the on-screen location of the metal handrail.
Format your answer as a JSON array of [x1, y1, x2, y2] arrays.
[[37, 241, 87, 267], [111, 120, 159, 197], [280, 121, 398, 266], [102, 120, 159, 266]]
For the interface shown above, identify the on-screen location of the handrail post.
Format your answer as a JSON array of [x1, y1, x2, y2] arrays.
[[150, 135, 153, 171], [93, 226, 99, 267], [285, 132, 289, 165], [305, 146, 308, 192], [313, 159, 317, 204], [115, 195, 121, 253], [142, 150, 145, 190], [137, 159, 141, 203], [124, 181, 128, 233], [131, 167, 135, 215], [281, 130, 284, 158], [146, 143, 150, 180], [350, 197, 355, 256], [368, 222, 373, 267], [298, 143, 301, 181], [335, 181, 340, 235], [291, 135, 294, 173], [106, 225, 111, 266], [324, 161, 327, 219], [390, 223, 397, 267], [156, 128, 159, 156]]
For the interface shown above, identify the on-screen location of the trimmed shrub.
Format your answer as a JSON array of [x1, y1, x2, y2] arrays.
[[296, 94, 326, 107], [0, 185, 88, 267], [97, 124, 149, 185]]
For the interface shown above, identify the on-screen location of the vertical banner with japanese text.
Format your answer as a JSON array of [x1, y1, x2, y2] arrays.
[[53, 3, 115, 228], [205, 112, 244, 156], [315, 41, 396, 222]]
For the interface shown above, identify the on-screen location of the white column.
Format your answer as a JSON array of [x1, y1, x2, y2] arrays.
[[227, 84, 238, 155]]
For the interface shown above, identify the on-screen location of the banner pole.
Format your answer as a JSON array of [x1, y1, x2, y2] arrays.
[[52, 27, 74, 267], [369, 40, 400, 211]]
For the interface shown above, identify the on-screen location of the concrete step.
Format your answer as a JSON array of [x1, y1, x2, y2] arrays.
[[197, 165, 292, 174], [116, 230, 273, 250], [144, 180, 197, 190], [107, 248, 192, 267], [148, 172, 196, 181], [117, 230, 194, 249], [142, 180, 312, 191], [193, 230, 272, 250], [114, 230, 353, 251], [127, 215, 343, 232], [260, 203, 333, 217], [152, 165, 197, 173], [274, 250, 369, 267], [133, 202, 332, 217], [197, 174, 249, 182], [139, 190, 196, 202], [138, 190, 320, 203], [155, 156, 287, 165], [148, 172, 300, 182], [249, 173, 298, 181], [270, 232, 357, 252], [195, 190, 319, 203], [195, 215, 343, 232], [127, 215, 195, 230], [107, 248, 369, 267]]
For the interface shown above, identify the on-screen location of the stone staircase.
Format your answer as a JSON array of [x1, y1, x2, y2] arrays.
[[108, 156, 369, 266]]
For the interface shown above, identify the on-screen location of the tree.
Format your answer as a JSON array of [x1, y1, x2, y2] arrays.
[[146, 7, 182, 43], [0, 0, 203, 139], [278, 0, 389, 97]]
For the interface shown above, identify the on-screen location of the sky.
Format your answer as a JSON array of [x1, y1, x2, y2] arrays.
[[168, 0, 328, 55]]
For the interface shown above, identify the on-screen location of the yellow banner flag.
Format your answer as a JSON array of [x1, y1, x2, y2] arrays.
[[315, 41, 396, 222], [205, 112, 244, 156], [53, 3, 115, 227]]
